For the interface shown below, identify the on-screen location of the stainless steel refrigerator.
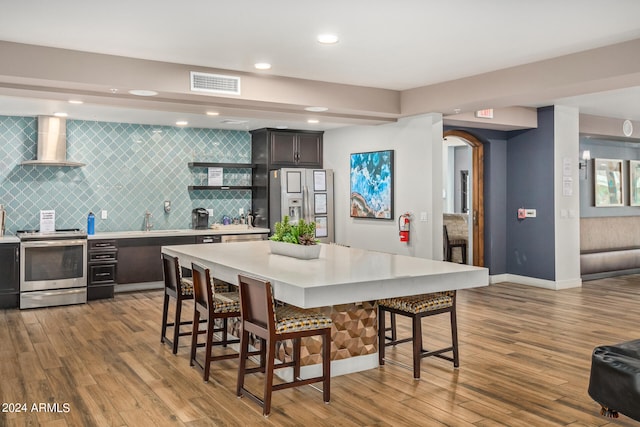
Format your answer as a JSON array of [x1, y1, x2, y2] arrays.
[[269, 168, 334, 243]]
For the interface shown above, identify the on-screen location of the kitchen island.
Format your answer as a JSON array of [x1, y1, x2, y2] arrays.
[[162, 240, 488, 376]]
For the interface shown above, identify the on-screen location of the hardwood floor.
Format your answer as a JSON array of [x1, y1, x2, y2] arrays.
[[1, 276, 639, 426]]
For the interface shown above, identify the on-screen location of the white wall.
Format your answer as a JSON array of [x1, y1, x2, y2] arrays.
[[554, 105, 582, 288], [323, 114, 443, 259]]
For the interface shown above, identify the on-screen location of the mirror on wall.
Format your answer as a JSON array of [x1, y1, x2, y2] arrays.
[[442, 136, 472, 264], [442, 137, 472, 214]]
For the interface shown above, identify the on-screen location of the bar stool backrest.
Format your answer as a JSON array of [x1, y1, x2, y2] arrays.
[[237, 274, 275, 336], [192, 262, 213, 315], [162, 253, 181, 296]]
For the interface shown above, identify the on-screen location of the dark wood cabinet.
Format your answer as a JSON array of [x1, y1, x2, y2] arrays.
[[269, 131, 322, 167], [251, 128, 324, 229], [87, 239, 117, 300], [115, 236, 196, 285], [0, 243, 19, 308]]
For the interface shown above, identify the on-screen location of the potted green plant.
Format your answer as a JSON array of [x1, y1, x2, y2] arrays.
[[269, 216, 321, 259]]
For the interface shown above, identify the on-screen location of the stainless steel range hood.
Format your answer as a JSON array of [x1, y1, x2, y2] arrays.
[[21, 116, 85, 167]]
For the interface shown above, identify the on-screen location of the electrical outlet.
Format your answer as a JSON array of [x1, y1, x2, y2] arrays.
[[101, 210, 108, 219], [207, 208, 214, 217]]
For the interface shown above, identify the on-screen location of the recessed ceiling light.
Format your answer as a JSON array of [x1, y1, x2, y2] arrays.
[[307, 119, 319, 124], [128, 89, 158, 97], [254, 62, 272, 70], [53, 112, 68, 117], [304, 106, 328, 112], [175, 120, 188, 126], [68, 100, 84, 105], [206, 111, 220, 116], [317, 34, 339, 44]]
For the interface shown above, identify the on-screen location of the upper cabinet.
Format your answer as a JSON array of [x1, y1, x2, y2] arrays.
[[269, 130, 323, 167], [250, 128, 323, 229]]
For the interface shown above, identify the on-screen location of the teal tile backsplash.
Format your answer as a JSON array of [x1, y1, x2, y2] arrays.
[[0, 116, 252, 234]]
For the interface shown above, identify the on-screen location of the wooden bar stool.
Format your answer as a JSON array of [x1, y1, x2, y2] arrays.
[[377, 291, 459, 379], [189, 262, 244, 383], [161, 253, 196, 354], [444, 225, 467, 264], [236, 274, 332, 417]]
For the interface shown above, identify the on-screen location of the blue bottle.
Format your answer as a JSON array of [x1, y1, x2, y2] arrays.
[[87, 212, 95, 235]]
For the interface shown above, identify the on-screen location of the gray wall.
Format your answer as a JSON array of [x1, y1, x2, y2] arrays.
[[447, 107, 557, 280], [483, 133, 508, 276], [505, 107, 556, 280]]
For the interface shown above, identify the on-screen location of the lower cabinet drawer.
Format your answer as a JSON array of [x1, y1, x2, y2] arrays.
[[89, 264, 116, 284], [196, 235, 221, 244]]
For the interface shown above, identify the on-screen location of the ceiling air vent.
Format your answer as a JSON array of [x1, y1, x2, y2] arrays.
[[190, 71, 241, 95]]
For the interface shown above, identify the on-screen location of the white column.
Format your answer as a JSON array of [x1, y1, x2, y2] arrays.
[[554, 105, 582, 288]]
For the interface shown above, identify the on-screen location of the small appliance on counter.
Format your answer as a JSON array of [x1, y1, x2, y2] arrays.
[[192, 208, 209, 229]]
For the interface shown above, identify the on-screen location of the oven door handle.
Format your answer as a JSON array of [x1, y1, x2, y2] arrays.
[[21, 239, 87, 248]]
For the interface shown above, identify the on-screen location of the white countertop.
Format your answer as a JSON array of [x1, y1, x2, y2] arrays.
[[0, 227, 269, 242], [162, 241, 489, 308], [89, 226, 269, 239], [0, 235, 19, 244]]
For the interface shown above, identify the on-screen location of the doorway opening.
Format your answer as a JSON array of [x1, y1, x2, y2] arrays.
[[443, 130, 484, 267]]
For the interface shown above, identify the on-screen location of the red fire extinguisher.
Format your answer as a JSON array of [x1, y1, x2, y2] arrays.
[[399, 212, 411, 243]]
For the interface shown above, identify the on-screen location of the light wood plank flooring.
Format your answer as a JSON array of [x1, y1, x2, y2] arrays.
[[1, 276, 639, 426]]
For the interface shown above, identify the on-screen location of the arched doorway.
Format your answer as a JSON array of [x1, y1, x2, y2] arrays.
[[443, 130, 484, 267]]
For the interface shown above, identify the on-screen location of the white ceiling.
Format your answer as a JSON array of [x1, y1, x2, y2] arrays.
[[1, 0, 640, 129]]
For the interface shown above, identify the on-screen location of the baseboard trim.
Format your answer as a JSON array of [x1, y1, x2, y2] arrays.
[[489, 274, 582, 290]]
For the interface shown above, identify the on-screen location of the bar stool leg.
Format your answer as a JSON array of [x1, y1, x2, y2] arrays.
[[293, 338, 301, 380], [189, 308, 200, 367], [378, 306, 386, 366], [390, 312, 397, 341], [222, 318, 228, 347], [413, 314, 422, 380], [451, 308, 460, 367], [236, 329, 249, 397], [203, 318, 214, 382], [172, 299, 182, 354], [161, 293, 170, 343], [263, 338, 277, 416], [323, 329, 331, 404]]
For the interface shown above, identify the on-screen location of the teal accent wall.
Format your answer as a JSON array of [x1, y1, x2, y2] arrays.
[[0, 116, 252, 234]]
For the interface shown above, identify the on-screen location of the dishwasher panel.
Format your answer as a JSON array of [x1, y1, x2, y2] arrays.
[[221, 234, 267, 243]]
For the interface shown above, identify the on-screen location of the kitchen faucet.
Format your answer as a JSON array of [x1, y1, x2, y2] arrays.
[[144, 210, 153, 231]]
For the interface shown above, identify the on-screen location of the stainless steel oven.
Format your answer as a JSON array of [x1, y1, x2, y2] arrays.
[[18, 230, 87, 309]]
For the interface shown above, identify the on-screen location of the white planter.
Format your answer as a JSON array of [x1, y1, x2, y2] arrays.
[[269, 240, 321, 260]]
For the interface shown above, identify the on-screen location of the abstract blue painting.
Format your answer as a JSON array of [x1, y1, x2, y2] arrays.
[[350, 150, 394, 219]]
